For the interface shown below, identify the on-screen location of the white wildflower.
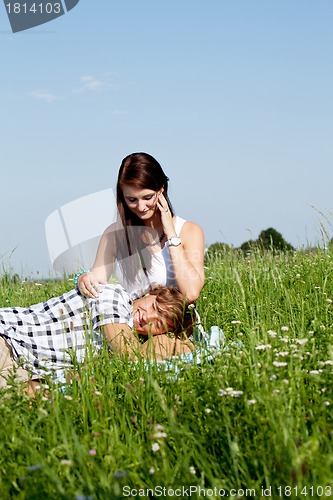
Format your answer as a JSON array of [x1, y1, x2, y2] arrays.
[[324, 360, 333, 365], [230, 390, 244, 398], [275, 351, 289, 357], [273, 361, 288, 367], [255, 344, 272, 350], [151, 443, 160, 452], [268, 330, 277, 338], [309, 370, 320, 375], [205, 408, 212, 414], [281, 326, 289, 332], [189, 466, 196, 475], [153, 432, 167, 439], [247, 399, 257, 405], [60, 459, 72, 466], [296, 338, 308, 345], [280, 337, 289, 343], [148, 467, 155, 475], [231, 320, 241, 324], [219, 387, 243, 397], [324, 401, 330, 406], [282, 379, 289, 385], [272, 389, 280, 394]]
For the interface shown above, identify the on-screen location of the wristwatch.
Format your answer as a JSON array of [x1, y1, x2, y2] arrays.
[[165, 236, 182, 247]]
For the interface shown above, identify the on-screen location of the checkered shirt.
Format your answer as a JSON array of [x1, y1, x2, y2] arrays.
[[0, 284, 133, 376]]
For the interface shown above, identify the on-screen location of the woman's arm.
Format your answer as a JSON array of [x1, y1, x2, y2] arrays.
[[77, 225, 116, 297], [164, 221, 205, 302], [158, 194, 205, 302], [169, 221, 205, 302]]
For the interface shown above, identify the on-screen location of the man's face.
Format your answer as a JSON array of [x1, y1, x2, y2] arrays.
[[132, 294, 167, 335]]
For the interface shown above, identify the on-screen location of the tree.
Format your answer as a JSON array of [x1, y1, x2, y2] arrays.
[[258, 228, 294, 252], [240, 227, 294, 254]]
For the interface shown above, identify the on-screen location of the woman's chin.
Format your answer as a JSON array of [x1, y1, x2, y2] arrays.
[[136, 212, 152, 220]]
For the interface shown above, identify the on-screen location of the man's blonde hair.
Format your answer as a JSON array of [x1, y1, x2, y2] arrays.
[[148, 286, 195, 338]]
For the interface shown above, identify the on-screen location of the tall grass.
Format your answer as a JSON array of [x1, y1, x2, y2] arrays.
[[0, 248, 333, 499]]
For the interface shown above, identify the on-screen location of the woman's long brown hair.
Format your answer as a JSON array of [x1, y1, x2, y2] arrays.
[[114, 153, 174, 284]]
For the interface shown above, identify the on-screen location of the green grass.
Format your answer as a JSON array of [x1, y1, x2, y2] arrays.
[[1, 249, 333, 499]]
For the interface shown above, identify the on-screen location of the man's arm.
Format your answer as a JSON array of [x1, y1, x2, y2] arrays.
[[103, 323, 142, 359], [103, 324, 196, 361], [141, 334, 195, 360]]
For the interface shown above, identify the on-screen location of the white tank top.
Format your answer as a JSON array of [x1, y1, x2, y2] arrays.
[[114, 216, 187, 297]]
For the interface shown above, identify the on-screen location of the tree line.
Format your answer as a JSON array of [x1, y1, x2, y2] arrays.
[[206, 227, 295, 258]]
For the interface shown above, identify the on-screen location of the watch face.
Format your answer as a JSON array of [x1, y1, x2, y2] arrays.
[[167, 237, 181, 246]]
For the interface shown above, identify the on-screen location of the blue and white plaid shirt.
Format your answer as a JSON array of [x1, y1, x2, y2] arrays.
[[0, 284, 133, 376]]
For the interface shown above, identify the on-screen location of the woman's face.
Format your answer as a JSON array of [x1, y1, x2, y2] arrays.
[[122, 185, 161, 220], [132, 294, 167, 335]]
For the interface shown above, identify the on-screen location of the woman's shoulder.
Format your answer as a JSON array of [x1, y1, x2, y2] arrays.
[[177, 219, 204, 249], [175, 216, 203, 235], [174, 215, 187, 233], [103, 221, 122, 234], [101, 221, 126, 242]]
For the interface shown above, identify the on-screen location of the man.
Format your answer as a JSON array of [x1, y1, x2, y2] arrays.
[[0, 284, 195, 388]]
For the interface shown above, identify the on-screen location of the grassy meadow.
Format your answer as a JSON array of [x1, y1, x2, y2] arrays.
[[1, 247, 333, 499]]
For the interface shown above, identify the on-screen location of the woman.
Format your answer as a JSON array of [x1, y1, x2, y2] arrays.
[[0, 284, 195, 388], [76, 152, 205, 303]]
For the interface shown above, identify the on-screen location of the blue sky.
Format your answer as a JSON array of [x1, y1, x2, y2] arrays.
[[1, 0, 333, 278]]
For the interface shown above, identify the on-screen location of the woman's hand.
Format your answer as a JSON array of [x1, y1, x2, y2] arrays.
[[77, 271, 106, 298], [157, 192, 175, 236]]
